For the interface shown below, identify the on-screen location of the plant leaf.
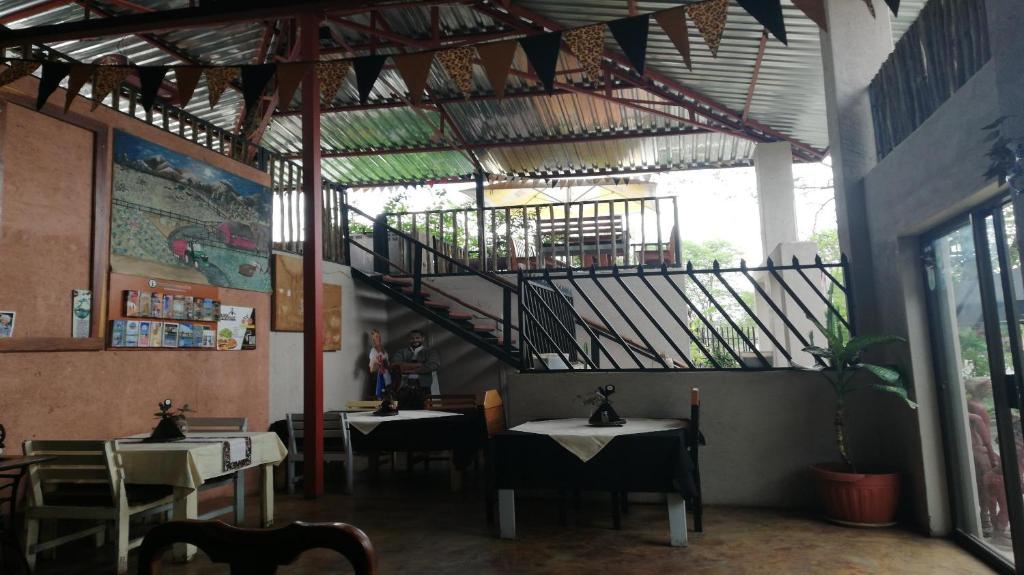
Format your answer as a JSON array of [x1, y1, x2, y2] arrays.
[[982, 115, 1012, 130], [839, 335, 905, 366], [859, 362, 903, 384], [869, 383, 918, 409]]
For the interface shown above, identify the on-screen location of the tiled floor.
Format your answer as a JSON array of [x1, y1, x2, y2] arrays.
[[33, 466, 994, 574]]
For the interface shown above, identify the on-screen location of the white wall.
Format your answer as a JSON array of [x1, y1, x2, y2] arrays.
[[268, 260, 388, 423], [506, 370, 838, 507]]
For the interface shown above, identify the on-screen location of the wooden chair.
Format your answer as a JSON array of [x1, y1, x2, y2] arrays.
[[425, 394, 476, 411], [137, 520, 377, 575], [184, 417, 248, 524], [345, 400, 382, 412], [21, 440, 183, 574], [483, 389, 507, 524], [285, 412, 353, 494]]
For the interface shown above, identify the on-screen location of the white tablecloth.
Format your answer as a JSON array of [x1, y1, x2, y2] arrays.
[[509, 418, 686, 462], [346, 410, 462, 435], [116, 431, 288, 491]]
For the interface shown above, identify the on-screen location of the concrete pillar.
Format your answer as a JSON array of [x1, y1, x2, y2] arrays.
[[820, 0, 893, 334], [754, 141, 798, 259]]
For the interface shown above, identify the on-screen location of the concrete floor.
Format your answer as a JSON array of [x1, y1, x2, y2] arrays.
[[34, 467, 994, 574]]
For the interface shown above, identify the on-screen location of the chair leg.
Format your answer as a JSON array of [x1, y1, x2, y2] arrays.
[[22, 517, 39, 571], [41, 521, 56, 560], [115, 508, 130, 574], [286, 458, 296, 495], [94, 525, 106, 548], [234, 470, 246, 525]]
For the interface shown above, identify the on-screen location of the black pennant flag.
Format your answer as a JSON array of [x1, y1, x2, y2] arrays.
[[608, 14, 650, 75], [137, 66, 169, 113], [881, 0, 899, 15], [353, 54, 388, 105], [240, 64, 276, 115], [735, 0, 788, 45], [519, 31, 562, 93], [36, 61, 70, 110]]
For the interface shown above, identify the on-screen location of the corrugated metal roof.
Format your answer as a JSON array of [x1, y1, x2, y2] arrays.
[[2, 0, 928, 186]]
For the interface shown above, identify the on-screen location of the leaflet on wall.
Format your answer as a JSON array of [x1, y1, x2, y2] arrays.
[[72, 289, 91, 338], [217, 305, 255, 351]]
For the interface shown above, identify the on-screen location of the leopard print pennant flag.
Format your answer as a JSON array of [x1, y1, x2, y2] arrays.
[[91, 65, 131, 110], [437, 46, 474, 97], [564, 24, 604, 84], [0, 60, 40, 90], [688, 0, 729, 58], [205, 66, 239, 108], [316, 60, 352, 104]]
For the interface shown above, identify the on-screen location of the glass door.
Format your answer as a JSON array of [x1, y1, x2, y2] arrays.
[[926, 196, 1024, 569]]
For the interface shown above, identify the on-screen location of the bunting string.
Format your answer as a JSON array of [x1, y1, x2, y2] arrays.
[[0, 0, 891, 114]]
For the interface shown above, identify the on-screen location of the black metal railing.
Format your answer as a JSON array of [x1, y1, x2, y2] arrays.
[[869, 0, 990, 159], [384, 196, 682, 273], [517, 256, 853, 371]]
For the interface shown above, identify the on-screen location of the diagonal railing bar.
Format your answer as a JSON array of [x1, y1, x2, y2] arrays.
[[791, 256, 851, 332], [765, 259, 827, 345], [685, 262, 771, 366], [658, 266, 745, 367], [588, 267, 670, 369], [520, 295, 576, 371], [540, 273, 621, 369], [523, 282, 599, 370], [737, 260, 812, 355], [613, 267, 694, 369], [817, 254, 849, 295], [638, 265, 720, 368], [565, 269, 646, 368]]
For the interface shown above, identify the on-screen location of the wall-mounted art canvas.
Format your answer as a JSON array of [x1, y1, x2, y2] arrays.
[[272, 253, 342, 351], [110, 130, 272, 292]]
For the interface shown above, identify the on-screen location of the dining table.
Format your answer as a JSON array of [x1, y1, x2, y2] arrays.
[[116, 431, 287, 560], [493, 418, 697, 547]]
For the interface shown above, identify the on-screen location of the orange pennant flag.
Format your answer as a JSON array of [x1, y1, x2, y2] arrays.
[[316, 60, 352, 104], [206, 66, 239, 108], [393, 51, 435, 104], [688, 0, 729, 58], [564, 24, 604, 83], [173, 66, 203, 108], [275, 62, 311, 110], [90, 66, 131, 110], [791, 0, 827, 31], [475, 40, 517, 99], [654, 6, 692, 71], [437, 46, 475, 97], [64, 64, 95, 113]]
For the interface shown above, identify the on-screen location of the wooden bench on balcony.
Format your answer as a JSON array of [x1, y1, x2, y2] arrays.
[[536, 215, 630, 268]]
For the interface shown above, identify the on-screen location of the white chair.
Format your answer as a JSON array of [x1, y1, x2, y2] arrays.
[[185, 417, 248, 524], [285, 412, 353, 494], [22, 440, 182, 574]]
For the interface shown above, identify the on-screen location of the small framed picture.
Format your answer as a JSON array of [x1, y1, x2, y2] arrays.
[[0, 311, 16, 338]]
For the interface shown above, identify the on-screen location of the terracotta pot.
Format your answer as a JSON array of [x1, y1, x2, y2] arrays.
[[810, 463, 900, 527]]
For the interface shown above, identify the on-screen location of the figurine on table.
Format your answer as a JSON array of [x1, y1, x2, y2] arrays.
[[588, 385, 625, 426], [367, 329, 391, 399]]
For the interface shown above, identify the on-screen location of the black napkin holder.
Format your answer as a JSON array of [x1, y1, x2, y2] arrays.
[[143, 417, 186, 443]]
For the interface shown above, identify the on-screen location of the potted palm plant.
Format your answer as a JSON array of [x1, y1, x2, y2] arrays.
[[803, 312, 917, 526]]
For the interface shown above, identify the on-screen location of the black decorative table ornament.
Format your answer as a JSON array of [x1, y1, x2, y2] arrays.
[[144, 399, 191, 443], [588, 385, 626, 427], [372, 388, 399, 417]]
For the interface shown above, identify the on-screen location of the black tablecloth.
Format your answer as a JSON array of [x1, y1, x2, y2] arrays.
[[349, 409, 486, 470], [493, 426, 697, 498]]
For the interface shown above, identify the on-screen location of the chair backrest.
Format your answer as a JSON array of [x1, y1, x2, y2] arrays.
[[690, 388, 700, 434], [286, 412, 347, 455], [345, 400, 381, 412], [186, 417, 248, 432], [425, 394, 476, 411], [137, 520, 377, 575], [22, 440, 120, 507], [482, 389, 506, 438]]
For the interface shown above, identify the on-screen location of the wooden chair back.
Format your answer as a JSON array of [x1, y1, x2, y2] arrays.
[[22, 440, 119, 507], [186, 417, 248, 432], [425, 394, 476, 411], [137, 520, 377, 575], [346, 400, 381, 412], [286, 412, 347, 455], [482, 389, 505, 438]]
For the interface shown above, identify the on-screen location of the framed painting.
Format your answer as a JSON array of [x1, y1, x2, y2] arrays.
[[272, 253, 342, 351]]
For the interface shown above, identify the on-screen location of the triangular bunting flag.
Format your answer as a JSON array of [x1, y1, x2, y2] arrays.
[[437, 46, 474, 97], [519, 31, 562, 94], [316, 60, 351, 105], [0, 60, 40, 89], [137, 66, 169, 113], [564, 24, 604, 83], [654, 7, 692, 71], [240, 63, 276, 115], [608, 14, 650, 75], [735, 0, 787, 44], [861, 0, 876, 18], [393, 51, 435, 104], [91, 66, 130, 110], [688, 0, 729, 57], [476, 40, 517, 98], [790, 0, 827, 31], [36, 61, 70, 111], [173, 66, 203, 107], [353, 54, 388, 105], [275, 62, 310, 110], [882, 0, 899, 15], [63, 63, 95, 113], [205, 66, 239, 108]]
